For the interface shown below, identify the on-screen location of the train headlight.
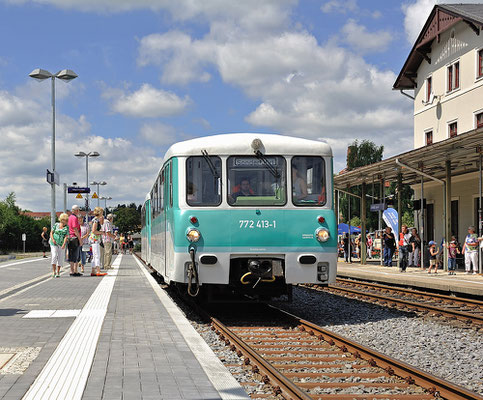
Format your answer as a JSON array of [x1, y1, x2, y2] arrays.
[[186, 228, 201, 242], [315, 227, 330, 242]]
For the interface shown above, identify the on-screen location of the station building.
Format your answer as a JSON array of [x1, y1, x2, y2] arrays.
[[334, 4, 483, 269]]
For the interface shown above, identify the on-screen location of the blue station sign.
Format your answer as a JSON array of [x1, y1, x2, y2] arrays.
[[68, 186, 91, 194]]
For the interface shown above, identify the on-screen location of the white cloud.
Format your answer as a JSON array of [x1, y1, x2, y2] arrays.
[[341, 19, 393, 54], [137, 13, 413, 166], [0, 86, 163, 211], [102, 83, 191, 118], [321, 0, 358, 14], [402, 0, 483, 44], [139, 121, 179, 147]]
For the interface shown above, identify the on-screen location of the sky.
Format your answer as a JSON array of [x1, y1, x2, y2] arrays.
[[0, 0, 481, 211]]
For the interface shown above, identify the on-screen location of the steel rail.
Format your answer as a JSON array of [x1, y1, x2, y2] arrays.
[[211, 317, 313, 400], [335, 278, 483, 306], [273, 306, 483, 400], [317, 284, 483, 324]]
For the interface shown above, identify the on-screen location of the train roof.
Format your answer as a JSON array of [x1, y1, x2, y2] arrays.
[[162, 133, 332, 161]]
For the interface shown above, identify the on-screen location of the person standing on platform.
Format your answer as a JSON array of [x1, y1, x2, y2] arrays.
[[102, 214, 116, 270], [445, 239, 460, 275], [342, 233, 350, 263], [67, 205, 82, 276], [49, 213, 69, 278], [41, 227, 49, 258], [427, 240, 439, 274], [462, 226, 480, 274], [79, 214, 90, 274], [409, 228, 421, 268], [383, 227, 396, 266], [89, 207, 107, 277], [366, 234, 373, 259], [398, 224, 411, 272]]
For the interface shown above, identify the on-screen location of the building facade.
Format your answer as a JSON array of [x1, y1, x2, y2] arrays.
[[394, 4, 483, 244]]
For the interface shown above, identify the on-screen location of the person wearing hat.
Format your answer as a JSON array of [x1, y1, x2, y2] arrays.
[[444, 237, 460, 275], [427, 240, 439, 274]]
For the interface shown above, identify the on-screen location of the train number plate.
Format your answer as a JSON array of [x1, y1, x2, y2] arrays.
[[239, 220, 277, 229]]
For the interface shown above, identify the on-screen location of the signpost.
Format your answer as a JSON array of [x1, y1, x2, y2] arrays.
[[68, 187, 91, 194], [370, 203, 386, 212], [22, 233, 26, 253]]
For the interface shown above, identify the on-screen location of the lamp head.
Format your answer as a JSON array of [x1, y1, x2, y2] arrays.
[[99, 181, 107, 186], [29, 68, 52, 81], [55, 69, 78, 81], [75, 152, 87, 158], [88, 151, 100, 157]]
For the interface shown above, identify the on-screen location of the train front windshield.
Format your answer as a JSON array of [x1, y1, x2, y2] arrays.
[[227, 156, 287, 206]]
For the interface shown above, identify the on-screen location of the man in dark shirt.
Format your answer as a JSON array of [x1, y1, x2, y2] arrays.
[[230, 178, 255, 203], [383, 227, 396, 267]]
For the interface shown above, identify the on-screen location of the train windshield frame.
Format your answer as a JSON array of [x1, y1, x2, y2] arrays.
[[186, 156, 222, 206], [291, 156, 326, 207], [227, 155, 287, 206]]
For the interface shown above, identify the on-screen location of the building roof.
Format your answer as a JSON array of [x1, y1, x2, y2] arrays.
[[334, 128, 483, 189], [393, 4, 483, 90]]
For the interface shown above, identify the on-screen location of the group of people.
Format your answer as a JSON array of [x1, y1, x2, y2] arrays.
[[340, 223, 482, 275], [42, 205, 117, 278]]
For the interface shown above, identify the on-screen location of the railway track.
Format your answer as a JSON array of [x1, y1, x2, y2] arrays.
[[208, 304, 482, 400], [302, 279, 483, 328]]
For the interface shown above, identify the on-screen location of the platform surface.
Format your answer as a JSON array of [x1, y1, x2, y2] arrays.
[[337, 260, 483, 297], [0, 255, 248, 400]]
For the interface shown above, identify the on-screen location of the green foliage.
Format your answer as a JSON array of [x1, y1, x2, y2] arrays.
[[347, 140, 384, 171], [340, 140, 384, 231], [349, 216, 361, 227], [113, 203, 141, 234], [0, 192, 50, 253], [402, 210, 415, 228]]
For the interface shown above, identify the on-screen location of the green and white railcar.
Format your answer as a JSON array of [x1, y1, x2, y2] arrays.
[[141, 133, 337, 300]]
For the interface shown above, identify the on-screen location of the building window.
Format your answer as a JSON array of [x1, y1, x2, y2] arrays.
[[426, 76, 432, 102], [449, 122, 457, 138], [476, 112, 483, 129], [478, 49, 483, 78], [447, 61, 459, 92], [425, 130, 433, 145]]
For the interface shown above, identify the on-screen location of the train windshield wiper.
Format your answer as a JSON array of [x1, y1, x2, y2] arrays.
[[201, 149, 219, 179], [255, 150, 280, 179]]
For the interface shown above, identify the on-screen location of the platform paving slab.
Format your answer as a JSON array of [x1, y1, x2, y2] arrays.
[[337, 261, 483, 296], [83, 255, 248, 400]]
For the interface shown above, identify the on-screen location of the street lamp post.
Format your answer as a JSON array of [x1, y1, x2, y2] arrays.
[[29, 68, 78, 228], [91, 181, 107, 207], [74, 152, 100, 212], [99, 196, 112, 215]]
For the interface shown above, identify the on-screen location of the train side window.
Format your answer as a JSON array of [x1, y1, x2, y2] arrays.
[[159, 172, 164, 210], [291, 156, 326, 206], [151, 182, 158, 216], [186, 156, 222, 206]]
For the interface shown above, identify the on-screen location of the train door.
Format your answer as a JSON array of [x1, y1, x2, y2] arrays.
[[164, 162, 172, 279], [146, 199, 151, 263]]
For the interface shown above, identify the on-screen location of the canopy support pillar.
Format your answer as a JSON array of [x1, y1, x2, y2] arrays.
[[361, 182, 367, 264]]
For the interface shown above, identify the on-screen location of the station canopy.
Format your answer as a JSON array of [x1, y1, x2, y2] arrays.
[[334, 128, 482, 189]]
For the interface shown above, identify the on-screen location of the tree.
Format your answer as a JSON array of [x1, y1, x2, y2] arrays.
[[347, 140, 384, 171], [340, 140, 384, 232], [113, 204, 141, 234], [0, 192, 50, 253]]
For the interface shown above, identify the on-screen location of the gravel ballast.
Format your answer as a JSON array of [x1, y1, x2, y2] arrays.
[[272, 286, 483, 396]]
